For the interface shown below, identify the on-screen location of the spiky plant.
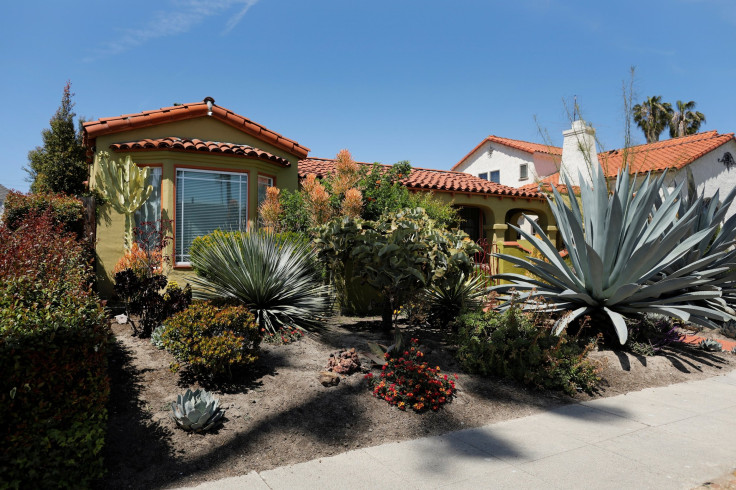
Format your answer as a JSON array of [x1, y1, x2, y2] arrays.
[[492, 162, 735, 345], [189, 230, 333, 334], [170, 389, 224, 433], [661, 168, 736, 315], [424, 271, 489, 328], [699, 339, 723, 352]]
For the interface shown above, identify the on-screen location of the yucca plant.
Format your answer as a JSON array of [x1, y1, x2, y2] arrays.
[[189, 230, 333, 334], [492, 162, 735, 345], [423, 271, 489, 328]]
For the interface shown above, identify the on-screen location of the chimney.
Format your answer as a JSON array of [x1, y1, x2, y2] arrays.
[[560, 120, 598, 187]]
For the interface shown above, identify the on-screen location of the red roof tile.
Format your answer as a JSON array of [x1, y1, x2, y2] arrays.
[[299, 158, 543, 199], [452, 136, 562, 171], [598, 131, 735, 177], [109, 137, 291, 167], [519, 172, 580, 195], [83, 98, 310, 160]]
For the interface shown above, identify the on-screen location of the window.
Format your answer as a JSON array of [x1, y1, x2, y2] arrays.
[[478, 172, 488, 180], [134, 167, 162, 249], [175, 169, 248, 264], [257, 175, 274, 207], [490, 170, 500, 183], [134, 167, 162, 228], [520, 163, 529, 180]]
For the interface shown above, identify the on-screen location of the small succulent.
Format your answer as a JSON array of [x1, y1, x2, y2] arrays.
[[699, 339, 723, 352], [170, 389, 224, 432], [151, 325, 166, 350], [731, 346, 736, 355]]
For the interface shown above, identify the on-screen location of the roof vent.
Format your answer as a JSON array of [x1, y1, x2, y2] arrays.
[[203, 96, 215, 116]]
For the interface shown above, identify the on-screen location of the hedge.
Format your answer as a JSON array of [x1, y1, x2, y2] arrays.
[[0, 213, 109, 488], [2, 191, 85, 237]]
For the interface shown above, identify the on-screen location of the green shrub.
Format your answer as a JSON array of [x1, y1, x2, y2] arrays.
[[3, 191, 85, 236], [455, 306, 601, 396], [162, 301, 261, 377], [365, 338, 457, 412], [315, 208, 480, 330], [113, 270, 192, 337], [0, 213, 109, 488]]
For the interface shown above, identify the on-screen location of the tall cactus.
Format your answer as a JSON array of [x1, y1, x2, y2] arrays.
[[95, 151, 153, 249]]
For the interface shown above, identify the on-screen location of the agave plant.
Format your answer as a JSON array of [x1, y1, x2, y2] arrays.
[[492, 161, 735, 345], [189, 230, 333, 334], [661, 168, 736, 314], [170, 388, 224, 432], [699, 339, 723, 352]]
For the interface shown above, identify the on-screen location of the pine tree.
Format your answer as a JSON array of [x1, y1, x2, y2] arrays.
[[25, 81, 87, 195]]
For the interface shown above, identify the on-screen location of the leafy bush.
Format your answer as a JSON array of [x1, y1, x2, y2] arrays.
[[189, 230, 332, 334], [626, 314, 683, 356], [262, 325, 305, 344], [455, 306, 601, 396], [0, 213, 109, 488], [2, 191, 85, 236], [114, 270, 191, 337], [162, 301, 260, 377], [365, 338, 457, 412], [315, 208, 480, 330]]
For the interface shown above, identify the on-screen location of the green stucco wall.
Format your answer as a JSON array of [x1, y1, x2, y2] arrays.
[[90, 117, 300, 296]]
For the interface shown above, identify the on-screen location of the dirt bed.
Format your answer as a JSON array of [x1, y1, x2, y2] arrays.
[[99, 316, 736, 489]]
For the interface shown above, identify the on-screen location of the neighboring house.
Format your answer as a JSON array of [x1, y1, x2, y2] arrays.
[[455, 122, 736, 220], [452, 136, 562, 188], [84, 98, 557, 295], [0, 183, 9, 217]]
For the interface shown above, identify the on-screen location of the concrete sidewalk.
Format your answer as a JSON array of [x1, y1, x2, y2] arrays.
[[182, 369, 736, 490]]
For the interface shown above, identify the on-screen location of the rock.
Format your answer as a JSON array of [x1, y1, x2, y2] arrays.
[[115, 314, 128, 324], [318, 371, 341, 387]]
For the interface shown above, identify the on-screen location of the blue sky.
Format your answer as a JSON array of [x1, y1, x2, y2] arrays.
[[1, 0, 734, 192]]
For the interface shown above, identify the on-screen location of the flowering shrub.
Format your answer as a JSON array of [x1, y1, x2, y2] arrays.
[[162, 301, 260, 377], [262, 326, 304, 344], [365, 338, 457, 412]]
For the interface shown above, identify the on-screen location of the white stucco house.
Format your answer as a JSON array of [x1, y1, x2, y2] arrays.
[[0, 184, 10, 218], [454, 123, 736, 220]]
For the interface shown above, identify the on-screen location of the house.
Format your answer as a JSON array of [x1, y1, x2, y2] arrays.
[[0, 183, 9, 217], [84, 98, 557, 295], [455, 121, 736, 219]]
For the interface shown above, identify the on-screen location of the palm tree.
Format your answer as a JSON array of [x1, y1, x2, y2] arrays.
[[669, 100, 706, 138], [632, 96, 672, 143]]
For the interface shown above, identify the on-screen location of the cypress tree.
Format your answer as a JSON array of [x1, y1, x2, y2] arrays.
[[26, 81, 87, 195]]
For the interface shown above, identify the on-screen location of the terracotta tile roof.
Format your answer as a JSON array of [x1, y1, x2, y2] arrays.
[[299, 158, 543, 199], [452, 135, 562, 171], [519, 172, 580, 195], [109, 137, 291, 167], [598, 131, 735, 177], [83, 97, 309, 160]]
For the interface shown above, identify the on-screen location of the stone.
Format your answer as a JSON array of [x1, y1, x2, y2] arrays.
[[319, 371, 341, 387], [115, 314, 128, 324]]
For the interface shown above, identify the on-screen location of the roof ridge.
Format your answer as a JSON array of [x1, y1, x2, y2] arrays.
[[604, 130, 724, 154]]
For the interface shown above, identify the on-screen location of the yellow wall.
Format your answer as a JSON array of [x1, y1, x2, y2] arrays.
[[91, 117, 300, 296]]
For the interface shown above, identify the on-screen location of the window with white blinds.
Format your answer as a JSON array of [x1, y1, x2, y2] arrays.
[[175, 169, 248, 264]]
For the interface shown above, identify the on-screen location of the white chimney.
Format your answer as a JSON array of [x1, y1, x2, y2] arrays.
[[560, 120, 598, 188]]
